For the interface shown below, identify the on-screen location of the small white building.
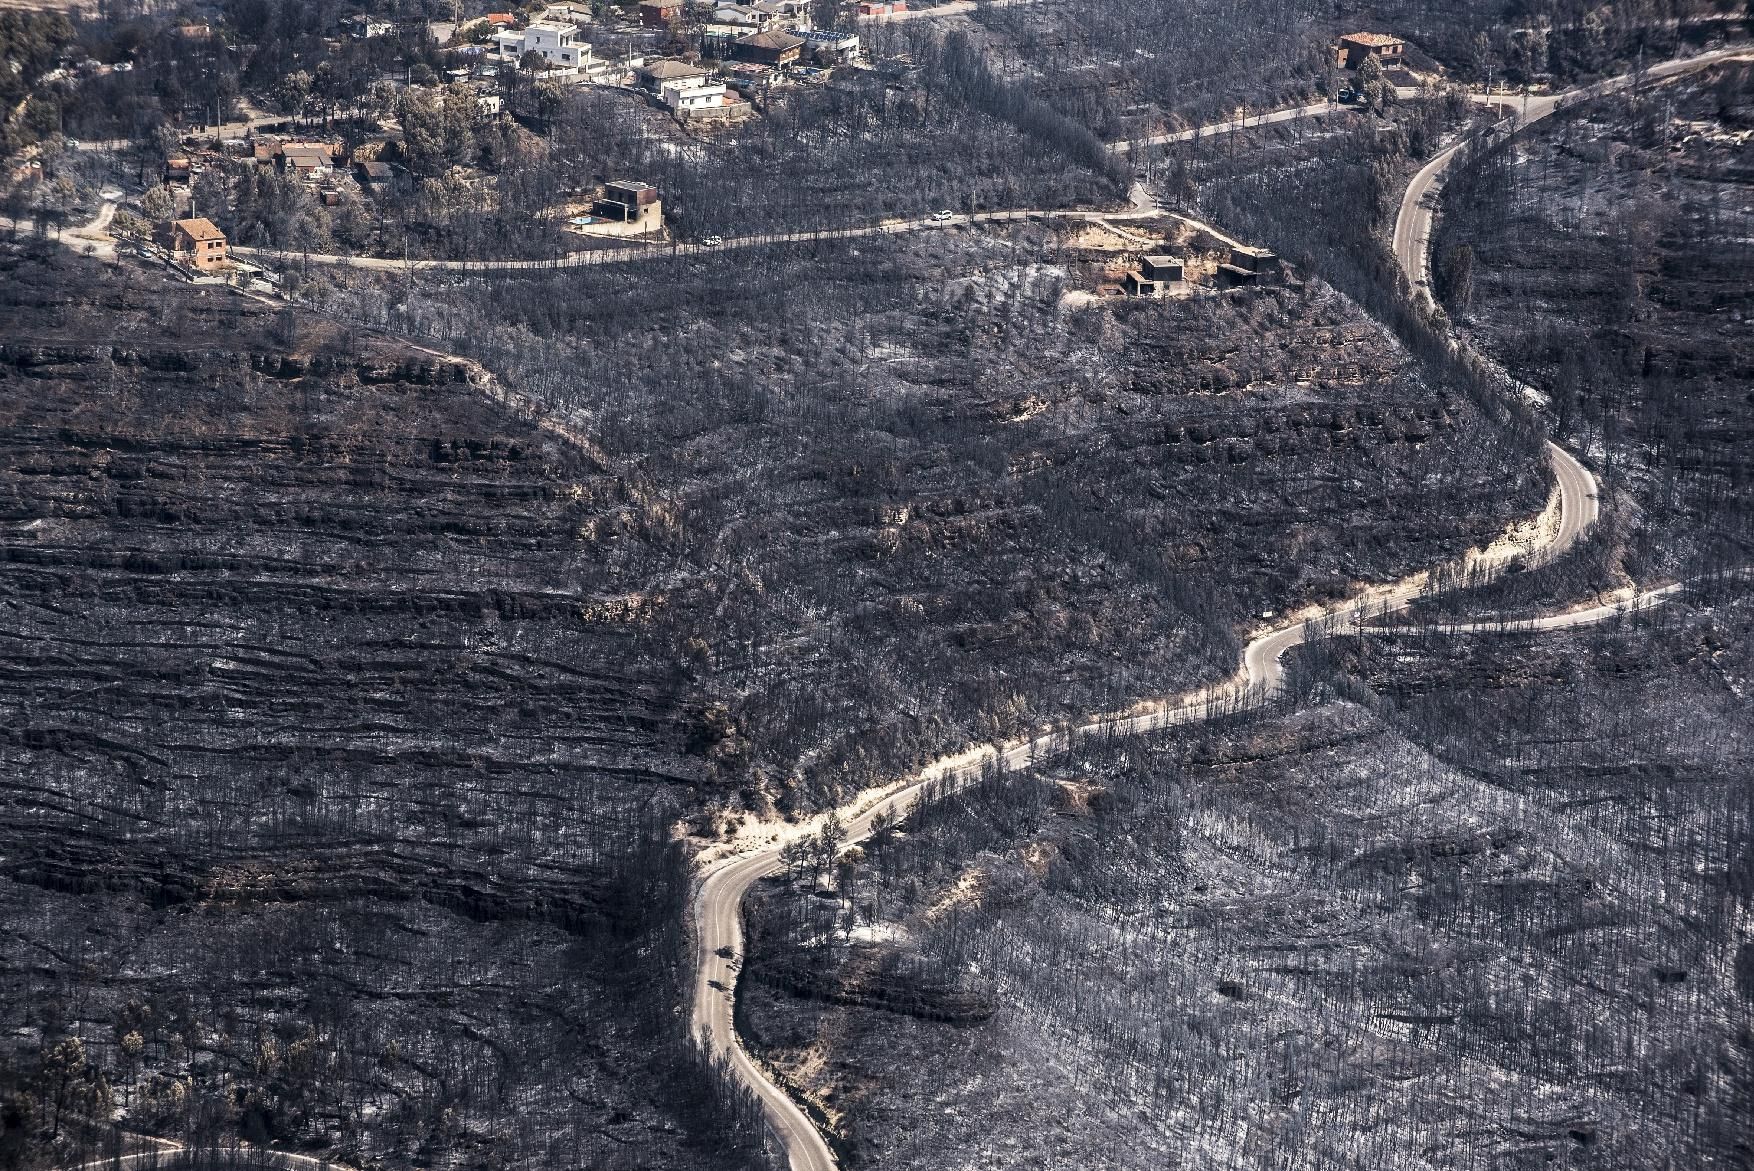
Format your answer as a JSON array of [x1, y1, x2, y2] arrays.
[[798, 28, 860, 62], [661, 77, 729, 112], [754, 0, 811, 28], [712, 4, 766, 26]]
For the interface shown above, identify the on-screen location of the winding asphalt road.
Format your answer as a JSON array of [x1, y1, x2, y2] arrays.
[[18, 45, 1740, 1171], [1396, 46, 1754, 308], [242, 48, 1746, 278], [691, 45, 1754, 1171], [1371, 581, 1689, 636], [694, 442, 1600, 1171]]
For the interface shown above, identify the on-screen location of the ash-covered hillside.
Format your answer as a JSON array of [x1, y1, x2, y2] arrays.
[[345, 224, 1545, 815], [0, 221, 1546, 1169], [741, 592, 1754, 1170], [1434, 60, 1754, 579], [0, 245, 756, 1171]]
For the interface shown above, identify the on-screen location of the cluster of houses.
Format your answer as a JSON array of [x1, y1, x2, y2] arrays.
[[165, 138, 352, 187], [255, 136, 413, 202], [454, 0, 861, 120], [159, 133, 407, 221], [1120, 244, 1280, 298]]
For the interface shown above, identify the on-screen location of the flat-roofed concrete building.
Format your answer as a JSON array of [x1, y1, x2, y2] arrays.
[[494, 20, 591, 72], [1229, 245, 1277, 273], [1141, 255, 1184, 283]]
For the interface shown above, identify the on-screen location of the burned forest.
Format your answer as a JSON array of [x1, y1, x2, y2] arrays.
[[2, 1, 1750, 1170]]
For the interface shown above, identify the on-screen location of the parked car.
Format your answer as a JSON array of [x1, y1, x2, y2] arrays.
[[931, 209, 953, 221], [702, 235, 724, 247]]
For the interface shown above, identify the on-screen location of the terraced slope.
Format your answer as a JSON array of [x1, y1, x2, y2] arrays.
[[0, 247, 736, 1171]]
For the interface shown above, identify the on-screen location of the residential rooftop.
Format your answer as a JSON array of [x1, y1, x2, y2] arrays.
[[642, 59, 711, 78], [174, 217, 224, 241], [739, 29, 805, 48]]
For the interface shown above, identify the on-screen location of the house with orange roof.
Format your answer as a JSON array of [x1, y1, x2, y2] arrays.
[[1334, 32, 1404, 70]]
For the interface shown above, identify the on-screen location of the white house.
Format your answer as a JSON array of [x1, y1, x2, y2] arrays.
[[711, 4, 767, 27], [754, 0, 811, 28], [493, 20, 592, 74], [525, 20, 586, 63], [660, 77, 729, 112], [798, 28, 860, 62]]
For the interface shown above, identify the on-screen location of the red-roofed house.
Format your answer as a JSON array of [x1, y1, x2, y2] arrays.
[[1334, 32, 1405, 70], [168, 218, 228, 271]]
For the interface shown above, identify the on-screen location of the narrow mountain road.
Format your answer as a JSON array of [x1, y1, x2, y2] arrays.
[[68, 191, 120, 247], [693, 438, 1599, 1171], [692, 46, 1754, 1171], [1367, 567, 1750, 636], [1371, 581, 1689, 636], [229, 187, 1165, 273], [2, 193, 122, 257], [1396, 46, 1754, 307], [1110, 99, 1348, 152]]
